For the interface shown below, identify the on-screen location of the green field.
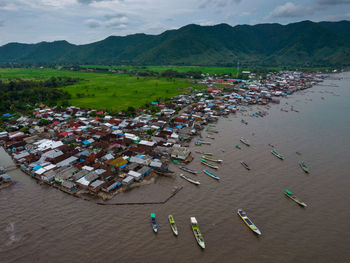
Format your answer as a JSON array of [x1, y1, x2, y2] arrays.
[[0, 68, 200, 111]]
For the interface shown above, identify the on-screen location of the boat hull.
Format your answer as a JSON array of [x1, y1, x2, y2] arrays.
[[237, 209, 261, 235]]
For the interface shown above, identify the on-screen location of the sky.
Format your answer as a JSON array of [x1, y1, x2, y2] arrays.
[[0, 0, 350, 45]]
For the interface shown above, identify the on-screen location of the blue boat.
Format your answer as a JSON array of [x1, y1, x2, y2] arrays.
[[203, 169, 220, 180], [151, 213, 158, 233]]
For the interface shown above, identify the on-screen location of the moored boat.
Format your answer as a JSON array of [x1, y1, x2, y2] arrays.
[[271, 150, 285, 160], [168, 215, 179, 236], [151, 213, 158, 233], [190, 217, 205, 249], [198, 139, 211, 145], [284, 189, 307, 207], [202, 155, 222, 163], [237, 209, 261, 235], [201, 159, 219, 169], [299, 161, 310, 173], [240, 137, 250, 146], [179, 166, 198, 175], [179, 173, 200, 185], [195, 150, 213, 156], [240, 161, 251, 170], [203, 169, 220, 180], [235, 144, 241, 150]]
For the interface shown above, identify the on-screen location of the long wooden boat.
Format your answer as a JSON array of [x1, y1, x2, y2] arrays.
[[284, 189, 307, 207], [190, 217, 205, 249], [202, 155, 222, 163], [203, 169, 220, 180], [168, 215, 179, 236], [240, 161, 251, 170], [179, 166, 198, 175], [179, 173, 200, 185], [240, 137, 250, 146], [271, 150, 285, 160], [195, 150, 213, 156], [237, 209, 261, 235], [235, 144, 241, 150], [151, 213, 158, 233], [299, 161, 310, 173], [201, 159, 219, 169], [198, 139, 211, 145], [206, 128, 219, 133]]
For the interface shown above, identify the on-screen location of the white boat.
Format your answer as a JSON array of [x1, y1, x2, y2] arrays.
[[179, 174, 200, 185]]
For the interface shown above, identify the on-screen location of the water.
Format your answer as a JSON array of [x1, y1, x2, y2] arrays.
[[1, 73, 350, 263]]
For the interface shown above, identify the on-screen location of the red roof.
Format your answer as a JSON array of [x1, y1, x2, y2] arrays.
[[60, 131, 69, 137]]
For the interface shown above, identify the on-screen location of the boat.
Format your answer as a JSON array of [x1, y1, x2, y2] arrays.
[[190, 217, 205, 248], [203, 169, 220, 180], [299, 161, 310, 173], [194, 141, 202, 146], [201, 159, 219, 169], [271, 150, 285, 160], [179, 173, 200, 185], [237, 209, 261, 235], [202, 155, 222, 163], [240, 161, 251, 170], [206, 128, 219, 133], [195, 150, 213, 156], [151, 213, 158, 233], [284, 189, 307, 207], [179, 166, 198, 175], [235, 144, 241, 150], [240, 137, 250, 146], [168, 215, 179, 236], [206, 135, 215, 140], [198, 139, 211, 145]]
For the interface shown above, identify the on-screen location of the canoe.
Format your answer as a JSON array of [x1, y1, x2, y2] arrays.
[[299, 161, 310, 173], [206, 128, 219, 133], [240, 137, 250, 146], [201, 159, 219, 169], [195, 150, 213, 156], [198, 139, 211, 145], [203, 169, 220, 180], [284, 189, 307, 207], [202, 155, 222, 163], [237, 209, 261, 235], [151, 213, 158, 233], [179, 173, 200, 185], [240, 161, 251, 170], [190, 217, 205, 249], [168, 215, 179, 236], [235, 144, 241, 150], [271, 150, 285, 160], [179, 166, 198, 175]]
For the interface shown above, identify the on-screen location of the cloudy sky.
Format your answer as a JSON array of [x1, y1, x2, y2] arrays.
[[0, 0, 350, 45]]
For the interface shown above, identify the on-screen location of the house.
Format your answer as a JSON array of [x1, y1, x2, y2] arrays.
[[122, 175, 134, 186], [127, 170, 142, 181], [171, 144, 191, 160]]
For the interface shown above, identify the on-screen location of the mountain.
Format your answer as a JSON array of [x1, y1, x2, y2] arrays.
[[1, 20, 350, 67]]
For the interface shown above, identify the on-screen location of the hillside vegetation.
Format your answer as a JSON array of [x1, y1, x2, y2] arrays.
[[1, 21, 350, 67]]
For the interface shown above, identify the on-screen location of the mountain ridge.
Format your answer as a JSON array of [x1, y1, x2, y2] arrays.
[[1, 20, 350, 66]]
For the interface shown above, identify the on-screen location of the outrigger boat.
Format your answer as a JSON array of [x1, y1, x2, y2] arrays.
[[179, 166, 198, 175], [201, 159, 219, 169], [235, 144, 241, 150], [271, 150, 285, 160], [237, 209, 261, 235], [202, 155, 222, 163], [284, 189, 307, 207], [168, 215, 179, 236], [203, 169, 220, 180], [151, 213, 158, 233], [299, 161, 310, 173], [179, 173, 200, 185], [190, 217, 205, 249], [198, 139, 211, 145], [240, 161, 251, 170], [195, 150, 213, 156], [240, 137, 250, 146]]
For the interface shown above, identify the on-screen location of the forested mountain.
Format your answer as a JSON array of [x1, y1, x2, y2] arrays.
[[1, 20, 350, 67]]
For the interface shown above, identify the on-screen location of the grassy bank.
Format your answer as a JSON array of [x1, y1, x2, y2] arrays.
[[0, 68, 200, 111]]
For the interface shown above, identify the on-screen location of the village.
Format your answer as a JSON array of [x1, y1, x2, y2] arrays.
[[0, 71, 326, 200]]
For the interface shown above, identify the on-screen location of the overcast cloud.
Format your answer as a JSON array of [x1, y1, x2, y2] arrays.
[[0, 0, 349, 45]]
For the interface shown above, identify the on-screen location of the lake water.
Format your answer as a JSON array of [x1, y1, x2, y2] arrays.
[[1, 73, 350, 263]]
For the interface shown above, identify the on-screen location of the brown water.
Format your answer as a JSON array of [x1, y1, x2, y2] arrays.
[[1, 73, 350, 263]]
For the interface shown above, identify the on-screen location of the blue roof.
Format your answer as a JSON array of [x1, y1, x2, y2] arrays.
[[2, 113, 11, 117], [120, 164, 127, 169], [83, 140, 90, 145], [151, 102, 158, 105], [33, 165, 42, 171], [176, 125, 182, 129]]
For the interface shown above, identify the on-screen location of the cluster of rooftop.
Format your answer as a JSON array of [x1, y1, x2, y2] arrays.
[[0, 71, 325, 200]]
